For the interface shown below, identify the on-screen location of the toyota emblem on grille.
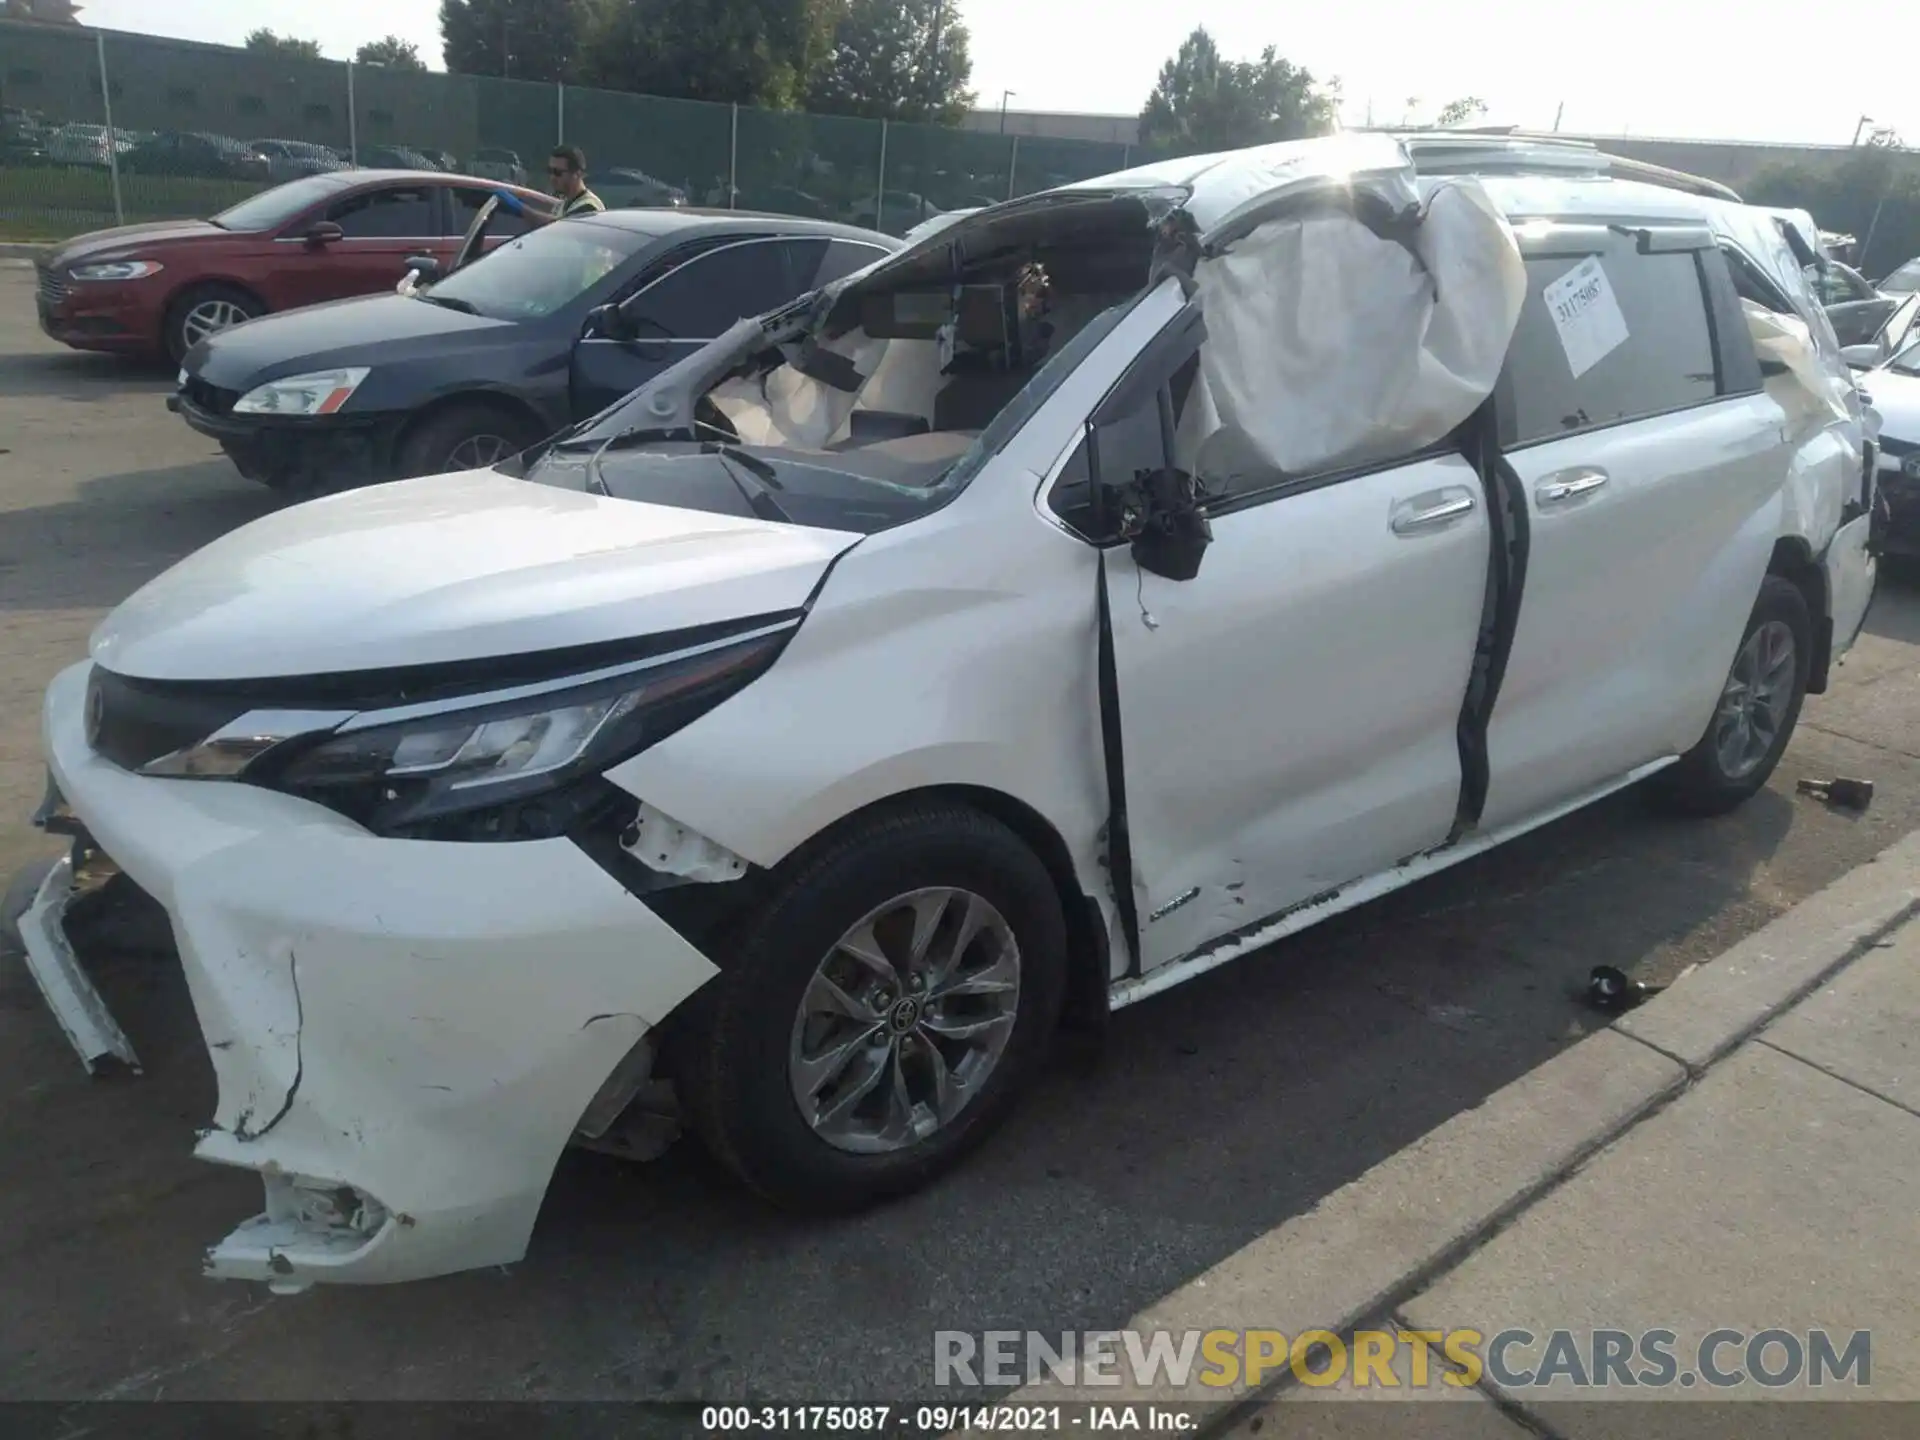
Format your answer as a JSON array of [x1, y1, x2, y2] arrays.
[[84, 677, 105, 750]]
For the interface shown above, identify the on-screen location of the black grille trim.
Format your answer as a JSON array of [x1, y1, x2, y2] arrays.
[[183, 375, 241, 415], [87, 667, 251, 773], [36, 265, 69, 307], [84, 610, 806, 771]]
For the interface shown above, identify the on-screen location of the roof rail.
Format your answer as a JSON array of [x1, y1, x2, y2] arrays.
[[1393, 130, 1743, 204]]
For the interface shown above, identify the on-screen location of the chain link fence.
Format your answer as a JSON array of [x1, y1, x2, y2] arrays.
[[0, 19, 1135, 241]]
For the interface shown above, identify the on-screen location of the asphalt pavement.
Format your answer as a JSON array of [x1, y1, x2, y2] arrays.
[[3, 261, 1919, 1404]]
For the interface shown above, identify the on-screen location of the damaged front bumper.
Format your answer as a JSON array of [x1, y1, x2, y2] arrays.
[[29, 660, 720, 1289]]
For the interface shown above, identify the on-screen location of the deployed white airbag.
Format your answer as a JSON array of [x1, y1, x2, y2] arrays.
[[1182, 179, 1525, 481], [1742, 297, 1852, 428]]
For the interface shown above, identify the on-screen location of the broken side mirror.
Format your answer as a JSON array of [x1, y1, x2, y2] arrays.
[[1087, 299, 1212, 580], [403, 254, 443, 286], [587, 303, 631, 341], [1131, 483, 1213, 581]]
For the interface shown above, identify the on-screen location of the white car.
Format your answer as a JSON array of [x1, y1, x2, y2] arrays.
[[10, 133, 1879, 1292], [1850, 331, 1920, 560]]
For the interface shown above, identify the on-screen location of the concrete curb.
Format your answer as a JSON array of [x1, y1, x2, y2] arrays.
[[0, 242, 50, 262], [1617, 827, 1920, 1071], [963, 826, 1920, 1432]]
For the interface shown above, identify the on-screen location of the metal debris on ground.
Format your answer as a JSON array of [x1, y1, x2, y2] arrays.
[[1795, 776, 1875, 811], [1584, 964, 1666, 1014]]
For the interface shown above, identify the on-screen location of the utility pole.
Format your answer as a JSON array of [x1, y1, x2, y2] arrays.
[[999, 90, 1015, 133], [1852, 114, 1873, 146], [502, 15, 511, 79], [926, 0, 946, 112], [1552, 101, 1564, 132]]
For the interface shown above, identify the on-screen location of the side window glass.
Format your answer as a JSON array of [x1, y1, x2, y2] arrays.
[[1501, 247, 1718, 446], [1049, 369, 1180, 539], [628, 242, 794, 339], [809, 239, 892, 289], [327, 186, 435, 238]]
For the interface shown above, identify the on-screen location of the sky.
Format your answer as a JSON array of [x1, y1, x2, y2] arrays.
[[75, 0, 1920, 146]]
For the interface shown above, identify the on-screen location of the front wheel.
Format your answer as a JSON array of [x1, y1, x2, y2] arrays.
[[395, 401, 541, 478], [165, 283, 262, 364], [1652, 575, 1812, 816], [677, 802, 1069, 1212]]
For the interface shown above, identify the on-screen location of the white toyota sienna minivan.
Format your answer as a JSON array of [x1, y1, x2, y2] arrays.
[[11, 132, 1881, 1290]]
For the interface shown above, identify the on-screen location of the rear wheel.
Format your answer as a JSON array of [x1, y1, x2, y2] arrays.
[[1652, 574, 1812, 816], [164, 283, 261, 364], [395, 401, 541, 478], [677, 802, 1069, 1212]]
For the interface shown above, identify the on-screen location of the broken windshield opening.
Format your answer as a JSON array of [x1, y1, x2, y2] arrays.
[[523, 196, 1164, 529]]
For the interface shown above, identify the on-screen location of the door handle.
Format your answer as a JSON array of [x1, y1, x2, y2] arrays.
[[1536, 467, 1610, 505], [1391, 488, 1478, 535]]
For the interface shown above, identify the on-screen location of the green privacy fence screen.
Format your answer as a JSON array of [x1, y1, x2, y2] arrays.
[[0, 20, 1136, 240]]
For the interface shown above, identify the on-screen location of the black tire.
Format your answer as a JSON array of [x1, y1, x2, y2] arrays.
[[1651, 574, 1812, 817], [677, 801, 1069, 1212], [164, 283, 262, 365], [395, 401, 542, 478]]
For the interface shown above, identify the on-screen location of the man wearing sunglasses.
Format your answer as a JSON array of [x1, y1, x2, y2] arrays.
[[495, 145, 604, 225]]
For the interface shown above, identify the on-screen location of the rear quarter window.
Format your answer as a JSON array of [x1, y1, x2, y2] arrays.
[[1500, 242, 1721, 447]]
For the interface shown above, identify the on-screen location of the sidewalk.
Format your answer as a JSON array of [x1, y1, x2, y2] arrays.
[[981, 829, 1920, 1437]]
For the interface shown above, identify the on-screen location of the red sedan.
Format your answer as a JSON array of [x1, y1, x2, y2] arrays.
[[34, 169, 550, 363]]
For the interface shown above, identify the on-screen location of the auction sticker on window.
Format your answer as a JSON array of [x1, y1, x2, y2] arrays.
[[1542, 255, 1630, 377]]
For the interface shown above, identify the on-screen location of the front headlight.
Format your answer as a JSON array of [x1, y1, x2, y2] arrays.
[[233, 367, 370, 417], [69, 259, 162, 281], [150, 625, 794, 838]]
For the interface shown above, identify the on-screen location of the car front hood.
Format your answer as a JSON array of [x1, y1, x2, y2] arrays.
[[90, 470, 861, 681], [50, 219, 222, 267], [190, 294, 514, 386]]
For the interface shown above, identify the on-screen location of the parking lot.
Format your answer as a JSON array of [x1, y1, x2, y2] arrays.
[[3, 254, 1919, 1404]]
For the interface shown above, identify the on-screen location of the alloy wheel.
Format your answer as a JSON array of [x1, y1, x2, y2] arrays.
[[1713, 619, 1796, 780], [787, 886, 1021, 1154], [443, 434, 515, 471], [181, 298, 250, 348]]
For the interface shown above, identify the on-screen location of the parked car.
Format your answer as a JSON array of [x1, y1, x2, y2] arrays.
[[11, 133, 1880, 1292], [33, 168, 548, 361], [251, 138, 346, 182], [1811, 258, 1899, 347], [45, 121, 118, 168], [358, 143, 441, 172], [468, 147, 527, 185], [1853, 334, 1920, 559], [845, 188, 943, 234], [120, 131, 271, 183], [1840, 289, 1920, 372], [1, 105, 47, 165], [171, 208, 896, 490], [1880, 257, 1920, 297], [597, 167, 688, 209]]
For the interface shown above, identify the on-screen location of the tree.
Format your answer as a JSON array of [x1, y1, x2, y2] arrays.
[[1435, 96, 1487, 127], [806, 0, 975, 124], [356, 36, 427, 71], [1748, 140, 1920, 279], [244, 28, 325, 62], [580, 0, 821, 108], [1138, 28, 1335, 158], [441, 0, 589, 84]]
